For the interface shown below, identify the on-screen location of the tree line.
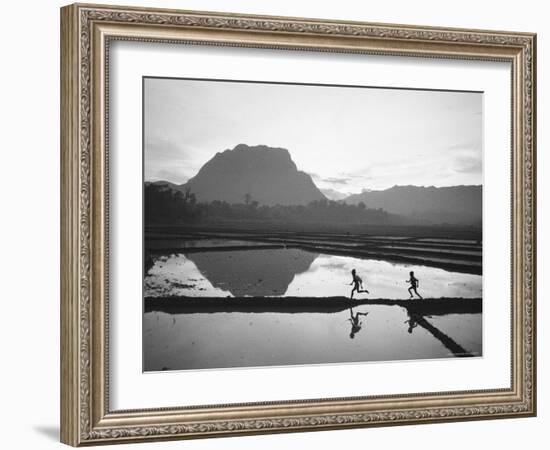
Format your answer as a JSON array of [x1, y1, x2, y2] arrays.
[[144, 183, 392, 226]]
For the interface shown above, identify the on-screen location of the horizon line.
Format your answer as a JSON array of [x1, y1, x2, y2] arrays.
[[145, 178, 482, 194]]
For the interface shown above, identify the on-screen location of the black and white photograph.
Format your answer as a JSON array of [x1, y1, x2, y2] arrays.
[[143, 77, 483, 372]]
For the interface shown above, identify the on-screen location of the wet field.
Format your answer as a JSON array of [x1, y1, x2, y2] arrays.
[[145, 226, 482, 275], [143, 227, 482, 371]]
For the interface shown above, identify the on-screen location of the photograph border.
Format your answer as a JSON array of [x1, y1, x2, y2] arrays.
[[60, 3, 536, 446]]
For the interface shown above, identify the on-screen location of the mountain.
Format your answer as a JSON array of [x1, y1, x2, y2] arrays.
[[178, 144, 326, 206], [344, 185, 482, 225]]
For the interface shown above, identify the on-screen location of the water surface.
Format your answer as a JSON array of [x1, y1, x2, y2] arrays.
[[144, 306, 482, 371], [145, 249, 481, 299], [144, 244, 482, 371]]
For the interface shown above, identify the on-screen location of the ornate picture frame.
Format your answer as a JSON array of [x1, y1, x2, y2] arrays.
[[60, 3, 536, 446]]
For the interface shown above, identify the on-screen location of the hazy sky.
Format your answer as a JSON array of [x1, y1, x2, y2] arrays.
[[144, 77, 482, 193]]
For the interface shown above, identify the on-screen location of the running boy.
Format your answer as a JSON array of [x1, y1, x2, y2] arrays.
[[406, 271, 423, 299], [350, 269, 369, 299]]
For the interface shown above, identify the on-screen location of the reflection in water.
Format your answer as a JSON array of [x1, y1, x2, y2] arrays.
[[348, 308, 369, 339], [404, 310, 419, 334], [285, 254, 481, 299], [145, 248, 318, 297], [403, 309, 472, 356], [144, 305, 482, 371], [411, 313, 472, 356], [143, 244, 482, 371], [186, 249, 318, 296], [145, 250, 482, 299]]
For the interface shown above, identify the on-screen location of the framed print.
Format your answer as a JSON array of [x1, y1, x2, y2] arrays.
[[60, 3, 537, 446]]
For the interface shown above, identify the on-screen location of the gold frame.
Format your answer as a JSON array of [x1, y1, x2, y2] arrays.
[[60, 3, 537, 446]]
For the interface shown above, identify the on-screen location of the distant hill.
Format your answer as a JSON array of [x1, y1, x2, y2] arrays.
[[150, 180, 180, 190], [320, 188, 349, 201], [168, 144, 326, 206], [146, 145, 481, 225], [344, 185, 482, 225]]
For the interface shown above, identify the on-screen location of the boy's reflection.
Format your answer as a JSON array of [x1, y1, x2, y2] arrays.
[[404, 311, 419, 334], [348, 307, 369, 339]]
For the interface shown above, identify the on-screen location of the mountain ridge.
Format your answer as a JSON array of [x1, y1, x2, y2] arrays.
[[344, 184, 482, 225], [153, 143, 326, 206], [146, 144, 481, 225]]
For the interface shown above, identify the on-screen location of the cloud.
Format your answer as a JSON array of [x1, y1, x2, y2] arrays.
[[347, 172, 373, 181], [151, 169, 189, 184], [308, 172, 321, 181], [323, 176, 352, 185], [145, 137, 187, 161], [308, 169, 376, 194], [308, 172, 355, 187], [321, 188, 349, 201], [144, 137, 192, 183], [446, 141, 481, 154], [453, 156, 482, 174]]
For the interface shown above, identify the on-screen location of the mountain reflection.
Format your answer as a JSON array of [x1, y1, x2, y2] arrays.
[[185, 248, 319, 296]]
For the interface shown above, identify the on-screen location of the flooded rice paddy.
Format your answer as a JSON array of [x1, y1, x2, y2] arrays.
[[144, 233, 482, 372], [145, 249, 481, 299]]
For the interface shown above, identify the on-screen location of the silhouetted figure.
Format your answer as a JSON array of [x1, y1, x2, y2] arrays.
[[406, 271, 423, 299], [348, 308, 369, 339], [350, 269, 369, 299]]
